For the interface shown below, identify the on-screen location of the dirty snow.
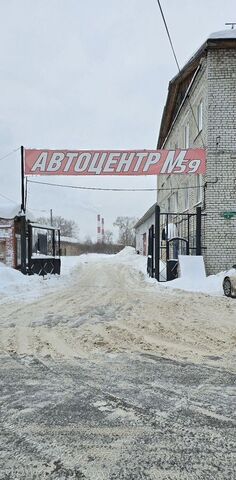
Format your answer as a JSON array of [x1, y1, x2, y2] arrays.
[[0, 248, 235, 372], [0, 246, 235, 301]]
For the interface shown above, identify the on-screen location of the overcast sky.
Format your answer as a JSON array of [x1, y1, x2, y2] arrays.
[[1, 0, 235, 240]]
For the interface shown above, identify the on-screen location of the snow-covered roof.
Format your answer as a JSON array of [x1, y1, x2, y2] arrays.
[[60, 235, 79, 244], [0, 202, 35, 221], [209, 29, 236, 39], [30, 222, 59, 230], [157, 28, 236, 148], [134, 203, 156, 229]]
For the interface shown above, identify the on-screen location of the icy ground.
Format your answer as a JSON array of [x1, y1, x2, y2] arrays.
[[0, 246, 235, 303]]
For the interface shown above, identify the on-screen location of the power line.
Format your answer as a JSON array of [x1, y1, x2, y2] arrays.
[[0, 147, 20, 163], [155, 0, 205, 148], [155, 0, 180, 71], [27, 178, 202, 193]]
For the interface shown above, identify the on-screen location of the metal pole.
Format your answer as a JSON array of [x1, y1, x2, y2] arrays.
[[151, 224, 154, 277], [52, 229, 55, 257], [28, 222, 32, 275], [155, 204, 160, 281], [20, 146, 27, 273], [21, 146, 25, 212], [50, 209, 53, 226], [196, 206, 202, 255], [20, 215, 27, 274]]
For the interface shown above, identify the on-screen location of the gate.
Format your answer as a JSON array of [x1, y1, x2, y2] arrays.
[[147, 205, 206, 282], [27, 222, 61, 276]]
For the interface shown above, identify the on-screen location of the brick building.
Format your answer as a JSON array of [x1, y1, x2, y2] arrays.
[[0, 205, 24, 269], [136, 29, 236, 275]]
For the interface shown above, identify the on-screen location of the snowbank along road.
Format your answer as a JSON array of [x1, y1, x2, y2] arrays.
[[0, 252, 235, 479]]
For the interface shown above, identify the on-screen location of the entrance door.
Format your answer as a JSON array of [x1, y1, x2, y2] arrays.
[[143, 233, 147, 256], [0, 240, 6, 263]]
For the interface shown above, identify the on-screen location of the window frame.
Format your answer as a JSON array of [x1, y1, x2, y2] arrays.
[[197, 100, 203, 132], [184, 123, 190, 149]]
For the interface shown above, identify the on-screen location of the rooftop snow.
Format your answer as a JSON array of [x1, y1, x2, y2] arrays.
[[209, 29, 236, 39]]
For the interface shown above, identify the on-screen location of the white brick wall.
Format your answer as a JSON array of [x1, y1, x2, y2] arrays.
[[157, 46, 236, 274]]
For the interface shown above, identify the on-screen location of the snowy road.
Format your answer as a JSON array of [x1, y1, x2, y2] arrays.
[[0, 253, 236, 479]]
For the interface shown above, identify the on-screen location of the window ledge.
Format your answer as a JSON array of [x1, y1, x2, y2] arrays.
[[193, 129, 203, 143], [193, 200, 202, 207]]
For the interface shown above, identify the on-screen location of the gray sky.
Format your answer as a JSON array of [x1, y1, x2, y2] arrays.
[[1, 0, 235, 240]]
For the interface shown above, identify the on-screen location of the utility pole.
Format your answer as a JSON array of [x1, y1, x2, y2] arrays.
[[50, 209, 53, 226], [20, 146, 27, 274]]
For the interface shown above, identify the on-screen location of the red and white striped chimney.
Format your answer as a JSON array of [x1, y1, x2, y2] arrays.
[[101, 218, 105, 243], [97, 214, 101, 243]]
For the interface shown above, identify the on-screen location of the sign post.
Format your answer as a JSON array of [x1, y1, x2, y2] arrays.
[[20, 145, 27, 274]]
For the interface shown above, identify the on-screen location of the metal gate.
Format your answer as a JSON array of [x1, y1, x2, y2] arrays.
[[147, 205, 206, 282], [27, 222, 61, 276]]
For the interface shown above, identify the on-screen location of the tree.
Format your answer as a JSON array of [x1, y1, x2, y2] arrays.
[[84, 235, 93, 245], [113, 216, 137, 246], [36, 215, 79, 238], [104, 230, 113, 244]]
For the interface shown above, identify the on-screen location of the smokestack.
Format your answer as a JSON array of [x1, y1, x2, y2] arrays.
[[97, 214, 101, 243], [102, 218, 105, 243]]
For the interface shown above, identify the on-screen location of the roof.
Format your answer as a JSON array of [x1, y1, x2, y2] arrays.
[[209, 29, 236, 39], [157, 30, 236, 148], [134, 203, 157, 229], [60, 235, 79, 244]]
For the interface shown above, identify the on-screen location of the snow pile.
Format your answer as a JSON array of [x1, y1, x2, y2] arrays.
[[0, 261, 31, 287], [115, 246, 137, 256], [0, 261, 58, 300], [0, 257, 82, 302], [165, 268, 236, 295], [111, 249, 236, 296], [0, 248, 234, 302]]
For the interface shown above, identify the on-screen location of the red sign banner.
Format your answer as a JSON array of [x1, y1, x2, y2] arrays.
[[24, 149, 206, 176]]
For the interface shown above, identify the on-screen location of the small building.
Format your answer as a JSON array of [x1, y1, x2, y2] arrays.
[[60, 236, 80, 256], [0, 204, 27, 269], [136, 29, 236, 276], [0, 203, 61, 275], [134, 204, 156, 256]]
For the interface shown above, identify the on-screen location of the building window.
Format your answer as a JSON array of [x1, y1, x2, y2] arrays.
[[197, 101, 203, 132], [184, 123, 190, 148], [196, 175, 202, 204], [173, 191, 178, 212], [167, 196, 171, 212]]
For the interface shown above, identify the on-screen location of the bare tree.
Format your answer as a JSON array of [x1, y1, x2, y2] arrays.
[[113, 216, 137, 246], [84, 235, 93, 245], [36, 216, 79, 238], [104, 230, 113, 244]]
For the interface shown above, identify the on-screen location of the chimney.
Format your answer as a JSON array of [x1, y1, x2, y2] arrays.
[[101, 218, 105, 243], [97, 214, 101, 243]]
